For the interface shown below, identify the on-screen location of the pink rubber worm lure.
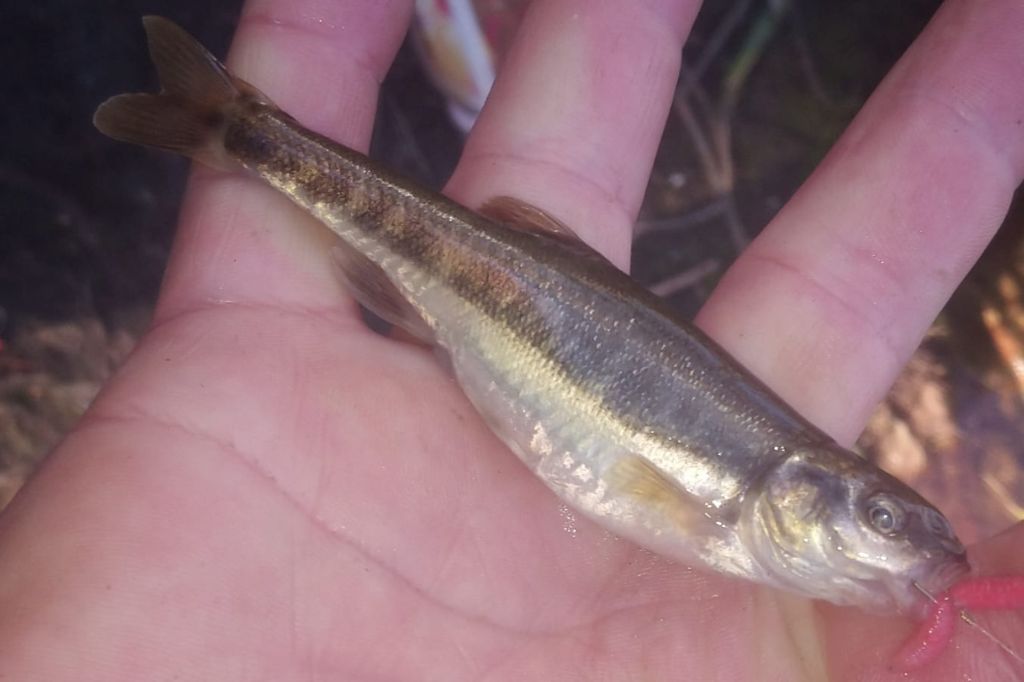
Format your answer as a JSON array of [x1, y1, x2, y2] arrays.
[[893, 576, 1024, 671], [892, 596, 956, 671], [950, 576, 1024, 611]]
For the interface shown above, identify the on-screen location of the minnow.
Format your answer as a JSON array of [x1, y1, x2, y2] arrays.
[[94, 17, 1023, 668]]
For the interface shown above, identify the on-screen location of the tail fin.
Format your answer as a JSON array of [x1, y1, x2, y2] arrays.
[[93, 16, 252, 169]]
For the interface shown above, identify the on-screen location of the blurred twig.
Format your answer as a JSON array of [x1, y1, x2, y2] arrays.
[[788, 1, 835, 105], [982, 303, 1024, 397], [667, 0, 791, 253], [635, 197, 731, 236], [676, 0, 756, 103], [649, 259, 720, 298], [982, 473, 1024, 522]]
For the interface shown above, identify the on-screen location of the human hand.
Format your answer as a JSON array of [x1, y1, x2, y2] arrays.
[[2, 1, 1023, 680]]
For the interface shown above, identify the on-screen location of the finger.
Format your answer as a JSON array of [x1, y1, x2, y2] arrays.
[[446, 0, 700, 271], [697, 0, 1024, 444], [155, 0, 414, 322]]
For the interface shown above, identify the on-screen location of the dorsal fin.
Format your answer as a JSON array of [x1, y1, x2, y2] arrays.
[[478, 196, 618, 269], [479, 196, 584, 242]]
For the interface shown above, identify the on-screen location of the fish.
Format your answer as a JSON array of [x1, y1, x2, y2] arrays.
[[94, 17, 970, 617]]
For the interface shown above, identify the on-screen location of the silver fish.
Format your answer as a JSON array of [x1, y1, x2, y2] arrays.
[[94, 17, 968, 614]]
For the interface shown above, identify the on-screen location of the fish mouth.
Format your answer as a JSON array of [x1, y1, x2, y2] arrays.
[[925, 554, 971, 592], [903, 555, 971, 615]]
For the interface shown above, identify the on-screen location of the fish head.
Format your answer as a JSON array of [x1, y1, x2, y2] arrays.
[[741, 444, 969, 613]]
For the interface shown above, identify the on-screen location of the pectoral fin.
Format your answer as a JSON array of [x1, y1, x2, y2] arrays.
[[330, 244, 435, 345], [608, 456, 711, 532]]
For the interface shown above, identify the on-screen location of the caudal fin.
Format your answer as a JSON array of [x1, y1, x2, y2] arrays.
[[93, 16, 249, 169]]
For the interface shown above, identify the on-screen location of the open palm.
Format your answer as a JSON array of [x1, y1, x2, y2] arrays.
[[3, 0, 1024, 680]]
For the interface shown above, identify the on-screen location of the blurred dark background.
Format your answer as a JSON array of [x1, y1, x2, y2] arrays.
[[1, 0, 1022, 542]]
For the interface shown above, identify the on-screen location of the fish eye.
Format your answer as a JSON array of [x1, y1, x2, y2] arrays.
[[864, 493, 906, 536]]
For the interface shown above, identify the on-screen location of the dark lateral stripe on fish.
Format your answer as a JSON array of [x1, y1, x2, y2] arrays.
[[224, 101, 816, 461]]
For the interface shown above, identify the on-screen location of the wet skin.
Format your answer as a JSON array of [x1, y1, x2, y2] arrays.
[[1, 0, 1024, 680]]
